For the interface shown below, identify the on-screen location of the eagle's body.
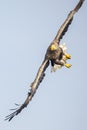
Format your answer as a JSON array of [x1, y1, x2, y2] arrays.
[[45, 40, 63, 66], [5, 0, 84, 121]]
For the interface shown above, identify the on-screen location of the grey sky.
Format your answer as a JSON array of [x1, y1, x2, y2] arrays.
[[0, 0, 87, 130]]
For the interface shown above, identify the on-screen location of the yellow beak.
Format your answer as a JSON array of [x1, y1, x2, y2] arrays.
[[50, 45, 57, 51]]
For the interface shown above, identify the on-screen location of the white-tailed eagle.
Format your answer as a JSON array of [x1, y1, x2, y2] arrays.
[[5, 0, 84, 121]]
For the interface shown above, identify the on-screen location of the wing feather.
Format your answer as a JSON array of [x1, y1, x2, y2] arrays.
[[5, 59, 49, 121], [54, 0, 84, 43]]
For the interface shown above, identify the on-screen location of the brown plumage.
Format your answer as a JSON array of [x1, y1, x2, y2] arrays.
[[5, 0, 84, 121]]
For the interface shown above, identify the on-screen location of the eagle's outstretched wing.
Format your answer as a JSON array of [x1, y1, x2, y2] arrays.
[[5, 59, 49, 121], [54, 0, 84, 43]]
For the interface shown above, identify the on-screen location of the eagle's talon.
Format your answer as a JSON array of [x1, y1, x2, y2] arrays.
[[65, 54, 71, 59], [65, 63, 72, 68]]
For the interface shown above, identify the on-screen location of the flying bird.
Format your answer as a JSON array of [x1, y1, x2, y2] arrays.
[[5, 0, 84, 121]]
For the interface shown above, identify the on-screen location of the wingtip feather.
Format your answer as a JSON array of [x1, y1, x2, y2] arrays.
[[74, 0, 85, 12]]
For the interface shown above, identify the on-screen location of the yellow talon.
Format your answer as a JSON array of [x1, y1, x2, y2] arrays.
[[65, 54, 71, 59], [65, 63, 72, 68]]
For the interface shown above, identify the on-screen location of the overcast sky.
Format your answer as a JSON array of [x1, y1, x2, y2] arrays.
[[0, 0, 87, 130]]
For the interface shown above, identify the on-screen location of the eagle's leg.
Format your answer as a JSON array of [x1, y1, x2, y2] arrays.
[[51, 58, 64, 72], [51, 59, 64, 67], [52, 54, 72, 69], [54, 59, 64, 66]]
